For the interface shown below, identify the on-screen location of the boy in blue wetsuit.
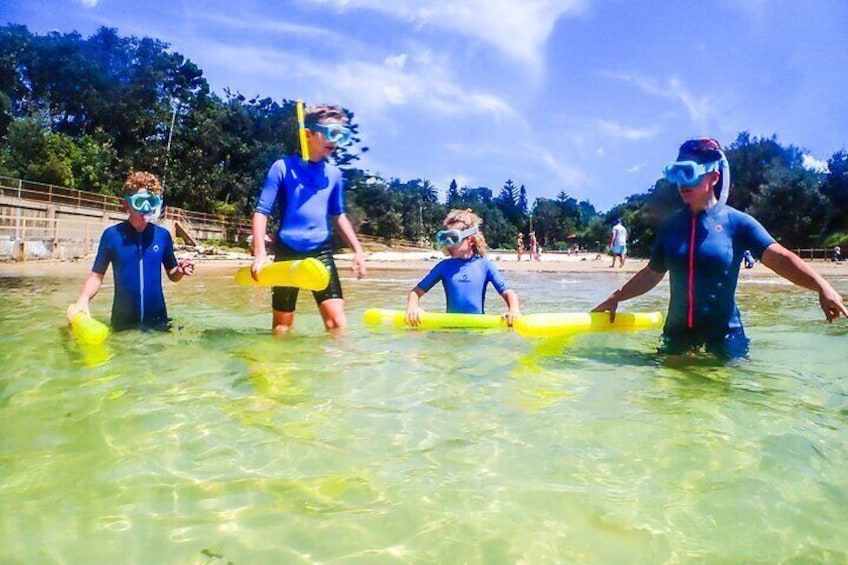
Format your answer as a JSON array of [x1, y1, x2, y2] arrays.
[[593, 138, 847, 359], [68, 172, 194, 331], [251, 104, 366, 333], [406, 209, 520, 326]]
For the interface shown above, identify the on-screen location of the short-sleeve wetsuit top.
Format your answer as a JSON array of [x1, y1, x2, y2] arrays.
[[648, 204, 775, 339], [92, 221, 178, 330], [255, 156, 345, 253], [416, 256, 509, 314]]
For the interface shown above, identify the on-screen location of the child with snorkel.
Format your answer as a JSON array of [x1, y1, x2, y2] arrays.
[[406, 209, 521, 326], [67, 171, 194, 331], [250, 103, 367, 333]]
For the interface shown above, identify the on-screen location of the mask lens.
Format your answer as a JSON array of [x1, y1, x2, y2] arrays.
[[126, 193, 162, 213], [435, 229, 462, 248], [664, 161, 704, 187], [309, 123, 352, 147]]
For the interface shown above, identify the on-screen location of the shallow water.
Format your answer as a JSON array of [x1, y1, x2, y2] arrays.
[[1, 266, 847, 563]]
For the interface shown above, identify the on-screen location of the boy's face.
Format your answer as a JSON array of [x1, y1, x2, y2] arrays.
[[123, 189, 162, 222]]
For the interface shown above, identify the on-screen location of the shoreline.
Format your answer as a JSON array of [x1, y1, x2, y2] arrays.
[[3, 250, 848, 279]]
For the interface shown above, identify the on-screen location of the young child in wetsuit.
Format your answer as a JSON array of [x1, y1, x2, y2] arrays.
[[406, 209, 521, 326], [67, 171, 194, 331]]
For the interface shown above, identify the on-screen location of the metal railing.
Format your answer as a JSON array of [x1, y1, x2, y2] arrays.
[[0, 175, 251, 241]]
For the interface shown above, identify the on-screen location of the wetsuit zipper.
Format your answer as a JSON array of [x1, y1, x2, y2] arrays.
[[687, 214, 696, 329], [138, 232, 145, 322]]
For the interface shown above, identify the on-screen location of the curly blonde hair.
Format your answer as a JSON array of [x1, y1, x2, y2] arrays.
[[444, 208, 488, 257], [123, 171, 162, 196]]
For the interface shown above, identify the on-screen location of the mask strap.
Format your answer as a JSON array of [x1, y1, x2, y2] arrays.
[[716, 151, 730, 205]]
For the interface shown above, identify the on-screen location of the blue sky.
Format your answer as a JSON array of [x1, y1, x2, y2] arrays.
[[5, 0, 848, 211]]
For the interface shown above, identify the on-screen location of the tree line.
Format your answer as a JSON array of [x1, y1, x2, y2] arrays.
[[2, 25, 847, 254]]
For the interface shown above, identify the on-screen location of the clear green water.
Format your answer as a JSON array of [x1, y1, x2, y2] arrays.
[[1, 267, 847, 563]]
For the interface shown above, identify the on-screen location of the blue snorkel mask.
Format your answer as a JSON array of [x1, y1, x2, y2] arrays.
[[663, 151, 731, 204], [435, 226, 478, 248], [305, 121, 352, 147], [126, 192, 163, 221]]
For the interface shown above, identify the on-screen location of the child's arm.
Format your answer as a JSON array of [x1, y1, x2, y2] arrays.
[[501, 289, 521, 327], [406, 287, 426, 326], [250, 212, 272, 280], [67, 272, 105, 323], [331, 213, 367, 279]]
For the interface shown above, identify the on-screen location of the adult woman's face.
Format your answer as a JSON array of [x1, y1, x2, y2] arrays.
[[678, 171, 719, 210]]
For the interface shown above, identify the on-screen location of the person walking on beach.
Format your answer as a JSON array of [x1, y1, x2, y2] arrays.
[[516, 233, 524, 262], [407, 209, 521, 326], [67, 171, 194, 331], [592, 137, 847, 359], [251, 103, 367, 333], [529, 232, 540, 261], [609, 218, 627, 268]]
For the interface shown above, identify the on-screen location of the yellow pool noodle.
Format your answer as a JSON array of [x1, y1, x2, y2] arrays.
[[513, 311, 664, 338], [67, 306, 110, 345], [363, 308, 505, 330], [234, 258, 330, 291]]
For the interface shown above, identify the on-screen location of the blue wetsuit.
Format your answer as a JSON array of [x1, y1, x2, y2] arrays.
[[254, 155, 346, 311], [648, 204, 775, 356], [92, 221, 178, 331], [416, 256, 509, 314], [255, 156, 345, 252]]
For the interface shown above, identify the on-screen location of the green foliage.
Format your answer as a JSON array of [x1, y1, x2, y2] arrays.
[[0, 24, 845, 253]]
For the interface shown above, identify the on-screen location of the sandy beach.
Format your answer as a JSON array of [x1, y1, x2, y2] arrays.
[[3, 249, 848, 279]]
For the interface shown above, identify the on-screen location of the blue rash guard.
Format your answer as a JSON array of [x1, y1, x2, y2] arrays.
[[92, 221, 178, 331], [255, 156, 345, 253], [416, 256, 510, 314], [648, 204, 775, 349]]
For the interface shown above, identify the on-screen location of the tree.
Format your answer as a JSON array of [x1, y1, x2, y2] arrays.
[[749, 166, 829, 248]]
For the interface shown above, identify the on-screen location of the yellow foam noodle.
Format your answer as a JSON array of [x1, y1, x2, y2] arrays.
[[234, 258, 330, 290], [67, 306, 110, 345], [513, 311, 663, 338], [363, 308, 505, 330], [296, 99, 309, 161]]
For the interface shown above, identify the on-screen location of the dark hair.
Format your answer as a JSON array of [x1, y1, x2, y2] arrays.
[[676, 137, 723, 164]]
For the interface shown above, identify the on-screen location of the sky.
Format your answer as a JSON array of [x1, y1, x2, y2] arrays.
[[4, 0, 848, 211]]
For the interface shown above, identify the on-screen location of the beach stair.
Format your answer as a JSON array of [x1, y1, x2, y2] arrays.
[[175, 220, 197, 247]]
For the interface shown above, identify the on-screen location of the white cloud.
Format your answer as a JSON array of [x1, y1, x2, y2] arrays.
[[598, 120, 660, 141], [601, 71, 714, 129], [802, 154, 829, 173], [306, 0, 587, 70], [80, 0, 100, 6], [626, 165, 640, 174]]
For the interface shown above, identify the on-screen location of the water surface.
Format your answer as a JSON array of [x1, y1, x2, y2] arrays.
[[1, 266, 846, 563]]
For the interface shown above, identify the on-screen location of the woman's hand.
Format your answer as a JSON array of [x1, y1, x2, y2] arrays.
[[591, 296, 620, 323], [818, 286, 848, 322]]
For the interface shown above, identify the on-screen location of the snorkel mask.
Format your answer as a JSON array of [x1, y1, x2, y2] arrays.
[[126, 192, 163, 222], [663, 144, 731, 205], [305, 121, 352, 147], [435, 226, 478, 248]]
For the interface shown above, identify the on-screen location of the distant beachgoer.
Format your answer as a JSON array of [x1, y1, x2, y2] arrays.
[[516, 233, 524, 262], [592, 137, 847, 359], [743, 250, 756, 269], [67, 171, 194, 331], [609, 218, 627, 268], [833, 246, 842, 262], [529, 232, 539, 261], [407, 209, 520, 326]]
